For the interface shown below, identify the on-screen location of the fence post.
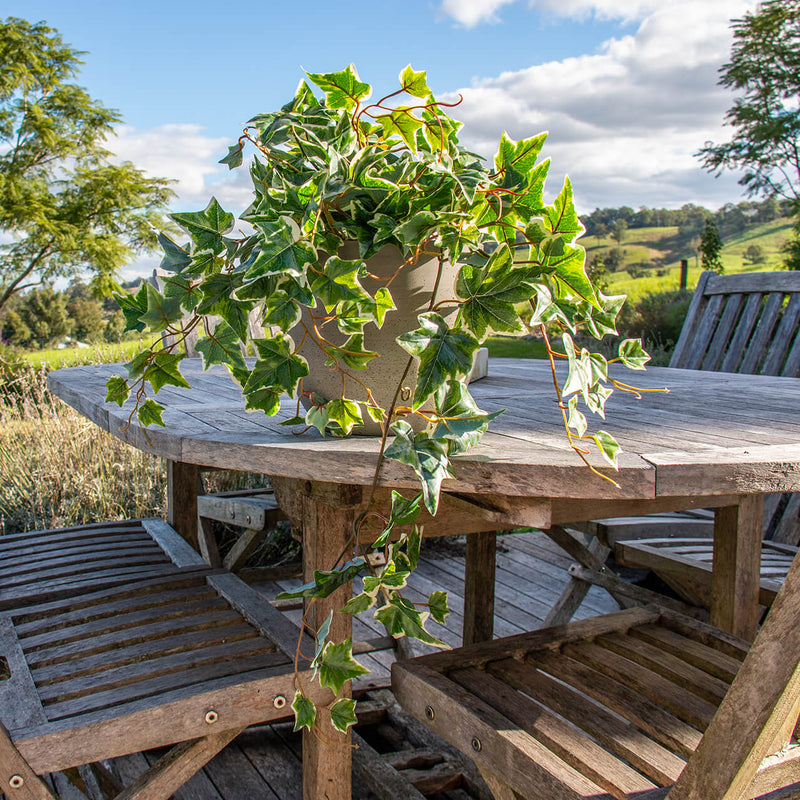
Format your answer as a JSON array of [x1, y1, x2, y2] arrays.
[[680, 259, 688, 291]]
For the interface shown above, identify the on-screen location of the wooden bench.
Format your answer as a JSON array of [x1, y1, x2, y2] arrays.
[[0, 520, 308, 800], [393, 547, 800, 799]]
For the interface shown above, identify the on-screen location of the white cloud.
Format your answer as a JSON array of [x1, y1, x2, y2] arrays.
[[106, 124, 252, 212], [446, 0, 759, 211], [441, 0, 517, 27], [440, 0, 665, 27]]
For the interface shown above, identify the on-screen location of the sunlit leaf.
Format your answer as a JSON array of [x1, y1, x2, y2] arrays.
[[171, 197, 234, 254], [330, 698, 359, 733], [292, 692, 316, 732], [317, 638, 370, 694], [137, 398, 165, 427]]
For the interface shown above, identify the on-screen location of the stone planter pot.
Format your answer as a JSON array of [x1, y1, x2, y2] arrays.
[[293, 242, 460, 435]]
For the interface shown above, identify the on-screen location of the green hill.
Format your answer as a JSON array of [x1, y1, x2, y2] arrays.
[[586, 218, 794, 302]]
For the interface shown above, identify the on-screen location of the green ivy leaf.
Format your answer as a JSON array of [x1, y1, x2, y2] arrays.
[[374, 595, 445, 647], [146, 352, 191, 393], [432, 380, 501, 453], [160, 274, 202, 311], [363, 560, 410, 595], [194, 320, 247, 371], [618, 338, 650, 370], [397, 312, 479, 408], [312, 610, 334, 668], [494, 131, 548, 189], [114, 283, 148, 333], [220, 141, 244, 170], [171, 198, 234, 255], [379, 109, 423, 152], [105, 375, 130, 407], [567, 396, 588, 438], [544, 176, 584, 244], [317, 638, 370, 695], [384, 421, 451, 514], [246, 219, 317, 279], [157, 233, 192, 273], [428, 590, 449, 624], [330, 334, 378, 371], [305, 402, 330, 435], [137, 398, 165, 427], [307, 65, 371, 110], [372, 287, 395, 328], [244, 336, 309, 398], [393, 211, 436, 249], [330, 698, 359, 733], [292, 692, 317, 732], [276, 557, 366, 600]]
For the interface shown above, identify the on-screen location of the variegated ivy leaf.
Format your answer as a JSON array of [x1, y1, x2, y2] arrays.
[[306, 64, 371, 111], [246, 219, 317, 280], [326, 398, 363, 435], [618, 338, 650, 370], [328, 334, 378, 371], [567, 396, 588, 438], [292, 692, 316, 732], [330, 698, 359, 733], [384, 421, 451, 514], [379, 109, 423, 152], [105, 375, 130, 407], [219, 141, 244, 170], [397, 312, 479, 409], [399, 65, 429, 98], [431, 381, 501, 454], [139, 284, 184, 332], [546, 241, 601, 310], [543, 176, 585, 244], [197, 272, 252, 340], [493, 131, 548, 189], [171, 198, 234, 255], [312, 610, 334, 669], [137, 398, 165, 427], [310, 256, 370, 312], [592, 430, 621, 468], [194, 320, 247, 371], [392, 210, 436, 249], [374, 595, 445, 647], [157, 232, 192, 272], [455, 243, 533, 338], [244, 336, 309, 398], [160, 274, 201, 311], [317, 638, 370, 695], [305, 402, 330, 435], [342, 592, 376, 615], [372, 489, 424, 549], [114, 283, 148, 333], [275, 557, 366, 600], [262, 290, 302, 333], [428, 590, 449, 624], [146, 352, 191, 393]]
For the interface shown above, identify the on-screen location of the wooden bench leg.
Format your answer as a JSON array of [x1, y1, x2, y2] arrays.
[[167, 460, 202, 549], [711, 494, 764, 641], [463, 531, 497, 645]]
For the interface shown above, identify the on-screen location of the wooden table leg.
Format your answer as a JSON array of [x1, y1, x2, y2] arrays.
[[463, 531, 497, 645], [273, 478, 363, 800], [711, 494, 764, 641], [166, 460, 202, 549]]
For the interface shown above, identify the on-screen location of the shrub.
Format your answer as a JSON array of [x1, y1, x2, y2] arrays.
[[617, 288, 692, 364]]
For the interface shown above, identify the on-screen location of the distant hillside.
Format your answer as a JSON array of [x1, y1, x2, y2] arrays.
[[584, 218, 794, 303]]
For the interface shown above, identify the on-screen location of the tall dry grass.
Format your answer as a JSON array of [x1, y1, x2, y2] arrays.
[[0, 365, 167, 534]]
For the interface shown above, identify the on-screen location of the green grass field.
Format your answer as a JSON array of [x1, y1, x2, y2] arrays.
[[19, 336, 157, 369]]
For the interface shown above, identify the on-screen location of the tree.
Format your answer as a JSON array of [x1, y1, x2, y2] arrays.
[[611, 219, 628, 245], [699, 218, 725, 274], [17, 288, 70, 346], [743, 243, 765, 264], [697, 2, 800, 265], [0, 18, 175, 314]]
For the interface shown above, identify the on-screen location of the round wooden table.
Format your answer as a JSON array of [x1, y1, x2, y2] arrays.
[[49, 357, 800, 799]]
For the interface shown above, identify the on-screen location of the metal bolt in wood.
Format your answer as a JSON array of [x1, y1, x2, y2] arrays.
[[471, 737, 482, 752], [425, 705, 435, 720], [8, 775, 24, 789], [273, 695, 286, 709], [204, 710, 219, 724]]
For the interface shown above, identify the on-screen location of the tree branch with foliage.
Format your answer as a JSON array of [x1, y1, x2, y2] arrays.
[[0, 17, 175, 315], [109, 65, 651, 735]]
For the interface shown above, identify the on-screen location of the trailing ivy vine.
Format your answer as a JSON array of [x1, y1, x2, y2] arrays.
[[108, 65, 651, 734]]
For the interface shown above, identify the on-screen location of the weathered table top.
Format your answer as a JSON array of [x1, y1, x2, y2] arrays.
[[48, 358, 800, 508]]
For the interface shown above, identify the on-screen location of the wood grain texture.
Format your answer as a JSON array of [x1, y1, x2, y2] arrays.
[[48, 358, 800, 502]]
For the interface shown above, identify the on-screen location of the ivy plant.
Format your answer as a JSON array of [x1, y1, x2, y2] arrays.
[[108, 65, 651, 734]]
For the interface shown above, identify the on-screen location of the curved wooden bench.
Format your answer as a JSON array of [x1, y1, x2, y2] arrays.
[[0, 522, 309, 800]]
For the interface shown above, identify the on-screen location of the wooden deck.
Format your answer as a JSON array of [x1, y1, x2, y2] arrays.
[[57, 530, 619, 800]]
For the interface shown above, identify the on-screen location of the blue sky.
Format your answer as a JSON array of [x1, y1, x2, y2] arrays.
[[6, 0, 757, 279]]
